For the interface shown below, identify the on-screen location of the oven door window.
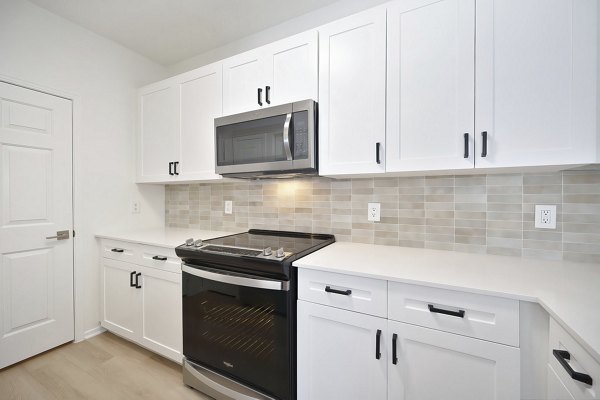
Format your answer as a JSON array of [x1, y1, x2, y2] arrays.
[[183, 271, 290, 400]]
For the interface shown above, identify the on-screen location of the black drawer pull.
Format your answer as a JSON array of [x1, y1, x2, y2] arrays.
[[392, 333, 398, 365], [375, 329, 382, 360], [257, 88, 263, 106], [553, 349, 593, 386], [376, 142, 381, 164], [463, 133, 469, 158], [265, 86, 271, 104], [111, 248, 124, 253], [173, 161, 179, 175], [325, 286, 351, 296], [481, 131, 488, 157], [152, 255, 167, 261], [428, 304, 465, 318], [135, 272, 142, 289], [168, 161, 174, 175]]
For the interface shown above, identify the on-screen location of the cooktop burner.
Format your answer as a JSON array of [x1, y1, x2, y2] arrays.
[[175, 229, 335, 280]]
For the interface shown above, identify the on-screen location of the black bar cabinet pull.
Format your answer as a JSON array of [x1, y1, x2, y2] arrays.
[[325, 286, 352, 296], [111, 248, 124, 253], [168, 162, 174, 176], [257, 88, 263, 106], [392, 333, 398, 365], [553, 349, 593, 386], [428, 304, 465, 318], [481, 131, 488, 157], [265, 86, 271, 104], [152, 255, 167, 261], [376, 142, 381, 164], [463, 133, 469, 158], [174, 161, 179, 175], [375, 329, 382, 360], [130, 271, 136, 287], [135, 272, 142, 289]]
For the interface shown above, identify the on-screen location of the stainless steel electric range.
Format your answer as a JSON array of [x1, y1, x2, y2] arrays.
[[175, 229, 335, 400]]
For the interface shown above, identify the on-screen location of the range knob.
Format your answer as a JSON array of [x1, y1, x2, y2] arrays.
[[276, 247, 285, 258], [194, 239, 203, 247], [185, 238, 194, 246], [263, 247, 272, 256]]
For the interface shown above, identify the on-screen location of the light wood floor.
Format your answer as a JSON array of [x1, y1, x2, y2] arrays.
[[0, 332, 211, 400]]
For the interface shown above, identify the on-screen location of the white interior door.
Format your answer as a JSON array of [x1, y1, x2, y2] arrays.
[[0, 81, 73, 369]]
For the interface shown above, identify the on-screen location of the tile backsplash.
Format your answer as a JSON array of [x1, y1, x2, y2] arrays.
[[165, 171, 600, 264]]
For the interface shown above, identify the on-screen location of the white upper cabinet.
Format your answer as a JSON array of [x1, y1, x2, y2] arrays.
[[139, 82, 180, 181], [178, 64, 222, 181], [267, 31, 318, 107], [475, 0, 599, 168], [137, 62, 223, 183], [386, 0, 476, 172], [222, 30, 318, 116], [318, 7, 387, 176], [222, 51, 265, 115]]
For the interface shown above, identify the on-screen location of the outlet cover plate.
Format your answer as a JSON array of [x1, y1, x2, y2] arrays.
[[368, 202, 381, 222], [535, 205, 556, 229], [224, 200, 233, 215]]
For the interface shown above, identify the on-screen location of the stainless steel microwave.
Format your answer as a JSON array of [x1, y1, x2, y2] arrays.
[[214, 100, 317, 179]]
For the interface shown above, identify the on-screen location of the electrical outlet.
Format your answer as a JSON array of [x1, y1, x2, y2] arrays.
[[224, 200, 233, 215], [131, 201, 140, 214], [367, 202, 381, 222], [535, 205, 556, 229]]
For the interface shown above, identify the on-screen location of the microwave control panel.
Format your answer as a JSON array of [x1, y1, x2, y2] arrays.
[[293, 111, 309, 160]]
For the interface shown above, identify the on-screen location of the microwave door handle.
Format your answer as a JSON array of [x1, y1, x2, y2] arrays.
[[283, 112, 293, 161]]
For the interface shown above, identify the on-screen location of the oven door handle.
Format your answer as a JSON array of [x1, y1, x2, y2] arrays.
[[182, 264, 289, 291]]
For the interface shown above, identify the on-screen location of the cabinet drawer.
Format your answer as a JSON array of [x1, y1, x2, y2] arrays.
[[298, 269, 387, 318], [388, 282, 519, 347], [101, 239, 138, 263], [138, 245, 181, 274], [548, 318, 599, 399]]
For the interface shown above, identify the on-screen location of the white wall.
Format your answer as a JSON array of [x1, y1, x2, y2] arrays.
[[168, 0, 389, 74], [0, 0, 168, 339]]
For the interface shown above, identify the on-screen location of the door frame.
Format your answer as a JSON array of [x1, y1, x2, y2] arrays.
[[0, 73, 86, 342]]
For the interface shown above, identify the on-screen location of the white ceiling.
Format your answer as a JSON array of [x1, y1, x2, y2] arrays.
[[28, 0, 341, 66]]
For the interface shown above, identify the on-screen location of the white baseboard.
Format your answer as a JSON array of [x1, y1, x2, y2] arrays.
[[81, 325, 106, 341]]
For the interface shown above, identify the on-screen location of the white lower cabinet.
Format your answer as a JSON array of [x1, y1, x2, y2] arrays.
[[387, 320, 520, 400], [548, 364, 576, 400], [101, 241, 182, 363], [297, 268, 521, 399], [297, 300, 388, 400]]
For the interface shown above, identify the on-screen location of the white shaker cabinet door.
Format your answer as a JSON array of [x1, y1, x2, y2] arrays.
[[297, 301, 387, 400], [386, 0, 475, 172], [138, 82, 180, 181], [265, 30, 318, 107], [475, 0, 598, 168], [387, 320, 520, 400], [318, 7, 387, 176], [547, 364, 576, 400], [138, 266, 182, 363], [101, 258, 141, 343], [178, 63, 223, 181], [222, 49, 266, 116]]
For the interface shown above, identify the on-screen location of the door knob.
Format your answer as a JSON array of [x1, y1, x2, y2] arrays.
[[46, 230, 70, 240]]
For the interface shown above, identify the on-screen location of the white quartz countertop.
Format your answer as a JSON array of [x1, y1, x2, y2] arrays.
[[95, 227, 239, 248], [293, 242, 600, 363]]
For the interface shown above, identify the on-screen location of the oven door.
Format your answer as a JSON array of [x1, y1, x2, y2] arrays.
[[182, 264, 292, 400]]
